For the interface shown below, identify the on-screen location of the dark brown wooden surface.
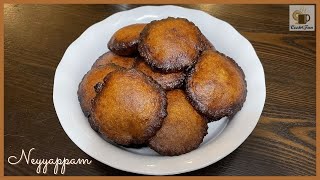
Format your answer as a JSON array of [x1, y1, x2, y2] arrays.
[[4, 4, 316, 176]]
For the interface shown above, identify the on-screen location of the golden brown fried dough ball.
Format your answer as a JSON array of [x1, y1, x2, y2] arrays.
[[89, 69, 167, 146], [91, 51, 136, 69], [77, 64, 123, 117], [108, 23, 146, 56], [149, 89, 208, 156], [186, 50, 247, 122], [138, 17, 204, 72], [134, 58, 185, 90]]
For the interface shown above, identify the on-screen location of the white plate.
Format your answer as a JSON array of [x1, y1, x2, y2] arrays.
[[53, 5, 266, 175]]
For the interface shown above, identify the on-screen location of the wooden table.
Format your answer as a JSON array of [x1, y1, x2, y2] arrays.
[[4, 4, 316, 176]]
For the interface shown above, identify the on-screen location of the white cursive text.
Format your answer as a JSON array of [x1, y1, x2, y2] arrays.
[[8, 148, 92, 175]]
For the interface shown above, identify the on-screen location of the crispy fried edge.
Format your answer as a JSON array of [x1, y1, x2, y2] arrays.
[[92, 52, 108, 69], [91, 51, 136, 69], [77, 63, 123, 117], [161, 73, 186, 90], [89, 68, 168, 145], [138, 17, 206, 73], [200, 34, 216, 51], [148, 90, 208, 156], [185, 51, 247, 122], [149, 123, 208, 156], [107, 39, 138, 56], [133, 58, 186, 90], [107, 24, 146, 56]]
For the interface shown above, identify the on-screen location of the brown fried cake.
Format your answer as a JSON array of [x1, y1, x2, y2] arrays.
[[138, 17, 204, 72], [77, 64, 123, 117], [149, 89, 208, 156], [186, 50, 247, 121], [134, 58, 185, 90], [108, 23, 146, 56], [91, 51, 136, 69], [89, 69, 167, 146]]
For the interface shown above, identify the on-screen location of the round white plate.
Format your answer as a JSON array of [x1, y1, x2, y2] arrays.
[[53, 5, 266, 175]]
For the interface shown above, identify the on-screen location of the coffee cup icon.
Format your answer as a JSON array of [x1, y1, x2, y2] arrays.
[[292, 10, 311, 24], [298, 14, 310, 24]]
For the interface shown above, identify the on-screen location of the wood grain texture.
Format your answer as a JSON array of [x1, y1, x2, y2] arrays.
[[4, 4, 316, 176]]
